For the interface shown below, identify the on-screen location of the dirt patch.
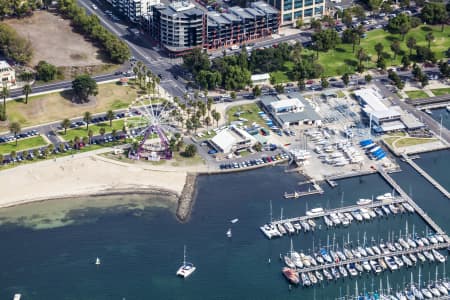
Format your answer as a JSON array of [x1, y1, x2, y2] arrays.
[[4, 11, 105, 67]]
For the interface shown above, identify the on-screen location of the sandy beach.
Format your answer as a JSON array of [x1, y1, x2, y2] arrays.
[[0, 153, 188, 209]]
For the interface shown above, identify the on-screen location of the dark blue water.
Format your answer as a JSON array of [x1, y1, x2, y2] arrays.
[[0, 157, 449, 299], [429, 107, 450, 130]]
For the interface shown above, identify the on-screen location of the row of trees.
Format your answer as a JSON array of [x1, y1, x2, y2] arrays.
[[0, 23, 33, 64], [0, 0, 47, 18], [57, 0, 130, 63]]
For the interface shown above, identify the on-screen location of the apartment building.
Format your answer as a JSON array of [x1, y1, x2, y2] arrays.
[[263, 0, 325, 25], [109, 0, 158, 23], [151, 2, 206, 55]]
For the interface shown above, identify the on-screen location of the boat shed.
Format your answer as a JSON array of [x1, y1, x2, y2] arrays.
[[400, 113, 425, 131], [260, 92, 321, 128], [210, 126, 257, 154]]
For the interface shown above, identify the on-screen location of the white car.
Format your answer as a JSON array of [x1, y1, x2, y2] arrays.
[[91, 4, 97, 9]]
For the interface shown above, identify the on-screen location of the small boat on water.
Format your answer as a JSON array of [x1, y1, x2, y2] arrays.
[[377, 192, 395, 201], [359, 208, 371, 220], [323, 215, 333, 227], [402, 202, 414, 213], [389, 204, 399, 214], [291, 251, 304, 268], [344, 212, 353, 221], [282, 267, 300, 285], [284, 255, 296, 268], [283, 222, 295, 234], [366, 247, 375, 256], [423, 250, 435, 262], [425, 109, 432, 115], [358, 246, 367, 257], [398, 238, 410, 250], [351, 210, 363, 221], [331, 267, 340, 279], [407, 238, 417, 248], [95, 257, 101, 265], [339, 265, 348, 277], [370, 260, 382, 273], [301, 272, 311, 286], [314, 270, 323, 281], [13, 294, 21, 300], [409, 253, 417, 264], [362, 260, 372, 272], [421, 287, 433, 299], [323, 268, 333, 280], [226, 228, 232, 238], [320, 248, 333, 264], [347, 263, 358, 276], [176, 246, 196, 278], [277, 223, 287, 235], [382, 205, 391, 215], [417, 252, 427, 263], [432, 249, 446, 263], [293, 222, 302, 232], [378, 257, 387, 270], [357, 198, 372, 205], [308, 271, 318, 284], [306, 207, 324, 217], [354, 262, 364, 273], [394, 255, 404, 268], [300, 220, 310, 232], [447, 106, 450, 113], [230, 218, 239, 224], [374, 207, 384, 217], [402, 254, 413, 267]]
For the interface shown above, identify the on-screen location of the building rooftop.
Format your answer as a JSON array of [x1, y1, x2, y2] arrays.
[[229, 6, 253, 19], [270, 98, 304, 110], [221, 13, 241, 23], [156, 2, 204, 17], [401, 113, 425, 129], [0, 60, 12, 70], [380, 121, 405, 132], [211, 130, 236, 153], [251, 73, 270, 81], [261, 92, 321, 125], [207, 12, 231, 25], [354, 88, 388, 111], [251, 1, 279, 14]]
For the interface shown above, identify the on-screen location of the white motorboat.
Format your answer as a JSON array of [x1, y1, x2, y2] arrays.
[[344, 212, 354, 221], [323, 215, 334, 227], [230, 218, 239, 224], [408, 253, 417, 264], [407, 238, 417, 248], [417, 252, 427, 263], [421, 288, 433, 299], [376, 192, 395, 201], [359, 208, 371, 220], [357, 198, 373, 205], [226, 228, 232, 238], [306, 207, 324, 217], [432, 249, 446, 263], [394, 255, 404, 268], [362, 260, 372, 272], [308, 219, 316, 230], [314, 270, 324, 281], [322, 268, 333, 280], [293, 222, 302, 232], [366, 247, 375, 256], [277, 223, 287, 235], [398, 238, 410, 250], [370, 260, 382, 273], [384, 256, 398, 271], [389, 204, 399, 214], [95, 257, 101, 265], [283, 222, 296, 234], [284, 255, 296, 269], [402, 203, 415, 213], [176, 246, 196, 278], [423, 250, 435, 262], [329, 213, 341, 225], [358, 246, 367, 257], [291, 251, 304, 269], [372, 245, 381, 255], [13, 294, 21, 300], [346, 263, 358, 276], [351, 210, 363, 221], [402, 254, 413, 267]]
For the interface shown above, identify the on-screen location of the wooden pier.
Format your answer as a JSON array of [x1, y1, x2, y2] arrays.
[[273, 197, 405, 225], [297, 242, 449, 274], [377, 167, 450, 244], [284, 183, 324, 199], [401, 153, 450, 199]]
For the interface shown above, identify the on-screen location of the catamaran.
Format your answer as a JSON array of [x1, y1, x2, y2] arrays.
[[176, 246, 196, 278]]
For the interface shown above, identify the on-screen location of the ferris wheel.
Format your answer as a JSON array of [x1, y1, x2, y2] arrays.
[[124, 96, 174, 160]]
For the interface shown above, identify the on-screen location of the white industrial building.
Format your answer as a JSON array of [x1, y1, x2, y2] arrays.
[[210, 126, 257, 154], [354, 88, 405, 132], [251, 73, 270, 86], [0, 61, 15, 88]]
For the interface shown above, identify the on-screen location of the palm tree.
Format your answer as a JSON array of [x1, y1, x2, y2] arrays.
[[23, 83, 32, 104], [0, 153, 3, 165], [1, 84, 9, 121], [47, 144, 54, 155], [62, 118, 71, 135], [99, 127, 106, 137], [9, 122, 21, 146], [106, 110, 115, 127], [74, 136, 80, 150], [111, 129, 117, 144], [82, 136, 89, 146], [88, 129, 93, 144], [212, 111, 221, 127], [132, 66, 139, 80], [425, 32, 434, 49], [10, 150, 16, 163], [83, 111, 92, 130], [390, 40, 401, 60], [356, 48, 367, 71], [407, 37, 416, 56], [374, 43, 384, 63]]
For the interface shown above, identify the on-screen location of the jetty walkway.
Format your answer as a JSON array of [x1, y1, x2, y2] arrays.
[[377, 167, 450, 244], [401, 153, 450, 199]]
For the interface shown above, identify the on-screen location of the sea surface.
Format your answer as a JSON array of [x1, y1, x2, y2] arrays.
[[0, 150, 449, 299]]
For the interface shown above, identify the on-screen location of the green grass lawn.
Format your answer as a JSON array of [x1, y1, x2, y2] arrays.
[[431, 88, 450, 96], [395, 137, 439, 147], [405, 90, 429, 99], [226, 103, 267, 128], [273, 25, 450, 79], [0, 136, 48, 155], [59, 120, 125, 141]]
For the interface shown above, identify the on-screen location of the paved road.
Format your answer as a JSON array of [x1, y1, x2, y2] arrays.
[[78, 0, 188, 98], [8, 73, 123, 99]]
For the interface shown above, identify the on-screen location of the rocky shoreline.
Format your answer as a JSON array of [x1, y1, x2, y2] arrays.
[[176, 173, 198, 222]]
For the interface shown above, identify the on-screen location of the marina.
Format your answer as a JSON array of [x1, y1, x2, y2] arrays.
[[402, 153, 450, 199], [260, 195, 409, 239]]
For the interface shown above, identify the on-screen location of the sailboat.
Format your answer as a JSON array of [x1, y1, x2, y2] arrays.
[[176, 245, 196, 278], [95, 257, 101, 265], [226, 228, 232, 238]]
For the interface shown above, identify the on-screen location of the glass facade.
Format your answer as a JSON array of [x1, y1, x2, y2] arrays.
[[294, 10, 302, 19], [283, 0, 292, 10], [304, 8, 313, 16], [283, 13, 292, 21], [294, 0, 302, 8]]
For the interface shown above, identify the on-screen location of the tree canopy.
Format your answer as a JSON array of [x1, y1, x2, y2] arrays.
[[72, 74, 98, 103]]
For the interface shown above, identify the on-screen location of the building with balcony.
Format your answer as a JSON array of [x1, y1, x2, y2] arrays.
[[151, 2, 206, 55], [109, 0, 158, 23], [263, 0, 325, 25]]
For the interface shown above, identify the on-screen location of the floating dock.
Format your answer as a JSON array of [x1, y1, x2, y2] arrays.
[[284, 183, 324, 199], [401, 153, 450, 199]]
